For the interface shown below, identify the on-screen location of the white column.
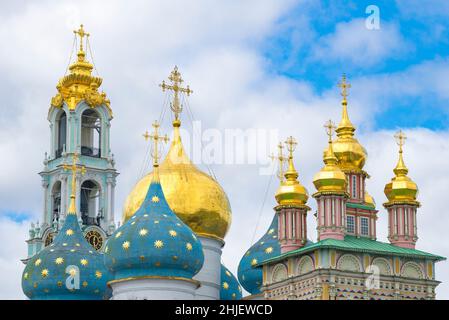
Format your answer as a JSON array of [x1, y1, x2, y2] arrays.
[[110, 278, 198, 300], [61, 176, 67, 218], [194, 236, 224, 300]]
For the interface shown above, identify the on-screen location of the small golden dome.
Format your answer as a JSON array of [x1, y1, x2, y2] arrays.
[[275, 137, 309, 206], [122, 121, 232, 240], [384, 132, 418, 204], [332, 75, 367, 172], [313, 121, 347, 194], [364, 191, 376, 208]]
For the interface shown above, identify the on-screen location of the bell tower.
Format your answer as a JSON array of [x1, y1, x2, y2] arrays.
[[24, 25, 118, 261]]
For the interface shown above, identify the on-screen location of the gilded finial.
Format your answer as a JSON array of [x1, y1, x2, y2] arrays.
[[270, 142, 287, 182], [323, 120, 338, 164], [62, 153, 86, 215], [337, 73, 351, 102], [284, 136, 299, 181], [159, 66, 193, 124], [393, 130, 408, 176], [74, 24, 90, 53], [145, 120, 169, 167], [324, 119, 337, 143]]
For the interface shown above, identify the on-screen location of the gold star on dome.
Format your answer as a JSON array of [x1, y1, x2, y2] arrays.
[[115, 231, 122, 239], [223, 282, 229, 290], [131, 221, 136, 225], [95, 271, 102, 279], [41, 269, 49, 278], [122, 241, 130, 250], [80, 259, 88, 266], [35, 259, 42, 266], [70, 249, 76, 252], [232, 293, 236, 299], [154, 261, 161, 267], [66, 229, 74, 236], [57, 281, 63, 287], [154, 220, 159, 224], [75, 243, 80, 247], [251, 258, 258, 266], [186, 243, 193, 251], [139, 255, 145, 261], [268, 228, 275, 234], [265, 247, 273, 254], [245, 251, 250, 256], [143, 214, 149, 217], [139, 228, 148, 236], [169, 230, 177, 237], [154, 240, 164, 248], [55, 257, 64, 265], [82, 281, 88, 287], [24, 273, 28, 280], [172, 256, 178, 261], [105, 246, 109, 253], [62, 243, 68, 246], [226, 270, 231, 277], [69, 268, 77, 276], [151, 196, 159, 203]]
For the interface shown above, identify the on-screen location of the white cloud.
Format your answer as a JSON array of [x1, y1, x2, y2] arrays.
[[311, 18, 409, 67]]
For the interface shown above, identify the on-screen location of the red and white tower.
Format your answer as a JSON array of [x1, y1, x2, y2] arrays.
[[313, 120, 349, 241], [384, 131, 420, 249], [274, 136, 310, 253]]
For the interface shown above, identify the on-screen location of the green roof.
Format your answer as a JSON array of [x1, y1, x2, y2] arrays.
[[347, 202, 376, 210], [257, 236, 445, 266]]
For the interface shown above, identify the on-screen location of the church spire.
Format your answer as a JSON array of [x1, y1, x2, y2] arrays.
[[336, 74, 356, 138], [270, 142, 287, 183]]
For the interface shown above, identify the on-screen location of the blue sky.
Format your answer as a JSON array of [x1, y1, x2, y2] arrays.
[[263, 0, 449, 130]]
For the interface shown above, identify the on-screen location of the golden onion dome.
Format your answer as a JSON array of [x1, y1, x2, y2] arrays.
[[384, 132, 419, 204], [122, 120, 232, 240], [313, 122, 347, 194], [275, 137, 309, 206], [364, 191, 376, 208], [332, 75, 367, 172]]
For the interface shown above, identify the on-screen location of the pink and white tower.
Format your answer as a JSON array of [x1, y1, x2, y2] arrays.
[[384, 131, 420, 249], [313, 120, 349, 241], [274, 136, 310, 253]]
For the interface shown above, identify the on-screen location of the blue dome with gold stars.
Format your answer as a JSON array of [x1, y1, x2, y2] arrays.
[[220, 264, 242, 300], [237, 215, 280, 295], [21, 212, 111, 300], [104, 173, 204, 281]]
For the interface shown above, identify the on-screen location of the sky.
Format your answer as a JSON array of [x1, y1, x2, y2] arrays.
[[1, 0, 449, 299]]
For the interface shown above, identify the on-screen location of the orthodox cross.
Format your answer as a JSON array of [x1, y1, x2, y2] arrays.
[[285, 136, 298, 159], [269, 142, 287, 182], [324, 119, 337, 142], [62, 153, 86, 214], [159, 66, 193, 121], [144, 120, 169, 166], [337, 74, 351, 101], [74, 24, 90, 52], [395, 130, 406, 153]]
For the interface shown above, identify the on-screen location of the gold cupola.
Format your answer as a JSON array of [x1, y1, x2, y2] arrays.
[[275, 136, 309, 206], [122, 67, 232, 240], [384, 131, 419, 204], [313, 120, 347, 194], [50, 24, 111, 116], [332, 75, 367, 172]]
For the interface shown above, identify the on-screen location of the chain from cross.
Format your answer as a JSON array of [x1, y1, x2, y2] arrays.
[[285, 136, 298, 159], [62, 153, 86, 197], [394, 130, 407, 152], [74, 24, 90, 52], [144, 120, 169, 166], [324, 119, 337, 142], [269, 142, 287, 181], [159, 66, 193, 120], [337, 74, 351, 100]]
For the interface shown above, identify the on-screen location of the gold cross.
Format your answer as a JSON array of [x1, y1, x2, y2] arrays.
[[285, 136, 298, 159], [394, 130, 407, 152], [337, 74, 351, 100], [159, 66, 193, 121], [324, 119, 336, 142], [145, 120, 169, 166], [74, 24, 90, 52], [62, 153, 86, 213], [269, 142, 287, 181]]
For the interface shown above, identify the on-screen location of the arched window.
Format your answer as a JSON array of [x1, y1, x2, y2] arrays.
[[56, 111, 67, 158], [81, 109, 101, 158], [272, 264, 288, 283], [80, 180, 101, 226], [51, 181, 62, 223]]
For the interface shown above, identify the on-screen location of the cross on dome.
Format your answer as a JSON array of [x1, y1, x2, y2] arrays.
[[74, 24, 90, 52], [270, 142, 287, 182], [338, 74, 351, 101], [144, 120, 169, 167]]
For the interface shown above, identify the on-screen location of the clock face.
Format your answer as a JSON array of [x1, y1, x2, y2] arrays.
[[44, 233, 54, 247], [85, 230, 103, 251]]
